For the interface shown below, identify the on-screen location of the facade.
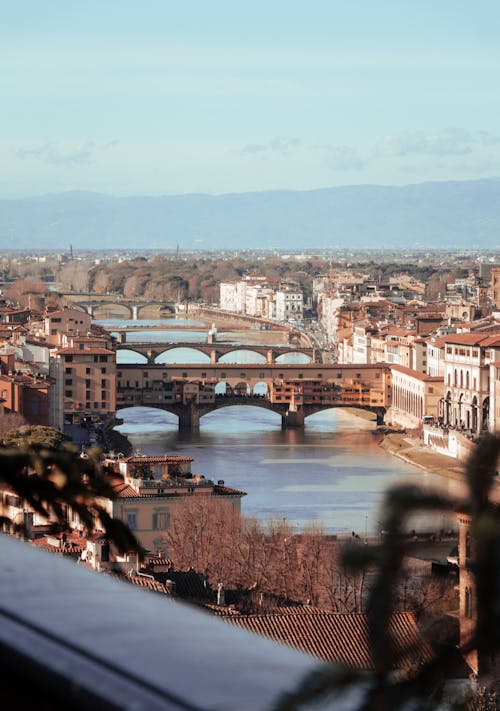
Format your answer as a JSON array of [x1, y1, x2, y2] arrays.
[[442, 333, 500, 434], [275, 285, 304, 322], [44, 306, 92, 344], [491, 267, 500, 310], [57, 337, 117, 425], [389, 365, 443, 428], [0, 350, 50, 426], [108, 454, 246, 552]]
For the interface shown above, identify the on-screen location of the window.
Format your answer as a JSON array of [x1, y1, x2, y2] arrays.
[[152, 511, 170, 530], [101, 367, 106, 374], [101, 379, 107, 387], [86, 367, 91, 374], [126, 512, 137, 530], [100, 543, 110, 562], [52, 317, 61, 323], [65, 378, 72, 386], [86, 379, 91, 387], [143, 372, 148, 378], [65, 390, 72, 398], [65, 367, 72, 374], [86, 390, 91, 399], [182, 372, 188, 378], [201, 372, 207, 378], [65, 356, 73, 363], [99, 356, 108, 362]]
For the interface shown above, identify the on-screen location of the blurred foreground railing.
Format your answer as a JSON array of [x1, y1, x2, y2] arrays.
[[0, 534, 331, 711]]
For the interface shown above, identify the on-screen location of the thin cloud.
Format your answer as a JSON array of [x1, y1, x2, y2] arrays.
[[374, 128, 477, 158], [16, 140, 118, 167], [240, 136, 300, 157]]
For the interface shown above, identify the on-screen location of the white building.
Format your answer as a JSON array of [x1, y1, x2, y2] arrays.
[[275, 286, 304, 322], [442, 332, 500, 434]]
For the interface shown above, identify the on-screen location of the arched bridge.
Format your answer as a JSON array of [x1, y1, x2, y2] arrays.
[[62, 294, 176, 320], [115, 341, 319, 364], [116, 362, 391, 430]]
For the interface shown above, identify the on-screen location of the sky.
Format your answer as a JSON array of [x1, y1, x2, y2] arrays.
[[1, 1, 500, 198]]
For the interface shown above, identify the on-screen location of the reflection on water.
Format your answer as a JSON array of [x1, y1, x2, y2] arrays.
[[115, 406, 457, 535]]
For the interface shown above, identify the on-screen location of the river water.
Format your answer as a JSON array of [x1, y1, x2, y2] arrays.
[[100, 319, 459, 536]]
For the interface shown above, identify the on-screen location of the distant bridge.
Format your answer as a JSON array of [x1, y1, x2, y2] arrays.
[[115, 341, 320, 364], [61, 293, 176, 320], [116, 362, 391, 430]]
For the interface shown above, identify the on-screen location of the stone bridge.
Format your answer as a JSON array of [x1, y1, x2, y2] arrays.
[[115, 341, 319, 364], [116, 362, 391, 430], [62, 293, 176, 320]]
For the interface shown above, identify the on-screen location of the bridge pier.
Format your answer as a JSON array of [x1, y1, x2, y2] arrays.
[[132, 306, 138, 320], [178, 403, 200, 431], [266, 349, 274, 364], [375, 408, 385, 426], [281, 407, 305, 429]]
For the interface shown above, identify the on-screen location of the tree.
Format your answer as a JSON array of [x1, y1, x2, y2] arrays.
[[2, 424, 70, 449]]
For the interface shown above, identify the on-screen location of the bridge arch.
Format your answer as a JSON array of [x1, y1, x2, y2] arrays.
[[218, 349, 267, 364], [93, 303, 134, 320], [155, 347, 211, 364], [116, 349, 148, 364], [136, 303, 175, 319], [252, 380, 268, 396], [275, 352, 311, 364]]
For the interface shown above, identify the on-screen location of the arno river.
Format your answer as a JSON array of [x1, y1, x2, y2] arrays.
[[101, 319, 459, 537]]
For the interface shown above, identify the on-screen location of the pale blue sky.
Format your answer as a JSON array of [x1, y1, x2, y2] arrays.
[[1, 1, 499, 197]]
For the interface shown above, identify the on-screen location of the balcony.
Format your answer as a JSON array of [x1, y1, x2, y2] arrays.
[[0, 534, 333, 711]]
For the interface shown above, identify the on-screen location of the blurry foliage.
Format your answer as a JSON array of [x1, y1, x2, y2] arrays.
[[0, 430, 141, 556], [274, 435, 500, 711]]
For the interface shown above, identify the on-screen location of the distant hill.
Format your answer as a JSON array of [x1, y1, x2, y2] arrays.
[[1, 178, 499, 251]]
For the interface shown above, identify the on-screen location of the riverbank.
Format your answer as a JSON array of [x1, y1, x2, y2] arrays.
[[380, 431, 466, 481]]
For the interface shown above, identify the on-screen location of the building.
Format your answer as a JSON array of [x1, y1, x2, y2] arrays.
[[56, 336, 117, 426], [275, 284, 304, 323], [389, 365, 443, 428], [442, 333, 500, 434], [108, 454, 246, 552], [491, 267, 500, 310]]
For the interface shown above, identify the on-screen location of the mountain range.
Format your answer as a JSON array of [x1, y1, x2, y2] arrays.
[[1, 178, 499, 251]]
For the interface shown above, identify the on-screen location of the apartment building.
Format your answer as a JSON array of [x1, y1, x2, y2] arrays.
[[442, 332, 500, 434]]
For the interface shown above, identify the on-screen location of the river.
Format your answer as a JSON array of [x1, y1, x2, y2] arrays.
[[99, 319, 458, 536]]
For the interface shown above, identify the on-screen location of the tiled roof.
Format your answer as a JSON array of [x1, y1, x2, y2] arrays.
[[124, 455, 193, 464], [213, 484, 247, 497], [443, 332, 500, 346], [224, 612, 432, 669], [125, 575, 171, 595], [145, 555, 174, 568], [223, 612, 433, 670], [112, 481, 139, 497]]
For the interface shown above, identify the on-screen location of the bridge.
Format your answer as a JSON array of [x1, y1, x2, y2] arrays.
[[116, 362, 392, 430], [115, 341, 320, 364], [61, 293, 176, 320]]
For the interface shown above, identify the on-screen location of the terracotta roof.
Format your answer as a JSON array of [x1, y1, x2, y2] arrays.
[[443, 332, 500, 346], [125, 575, 171, 595], [390, 365, 443, 382], [213, 484, 247, 497], [112, 481, 139, 497], [123, 455, 194, 464], [145, 555, 174, 568], [223, 612, 433, 670]]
